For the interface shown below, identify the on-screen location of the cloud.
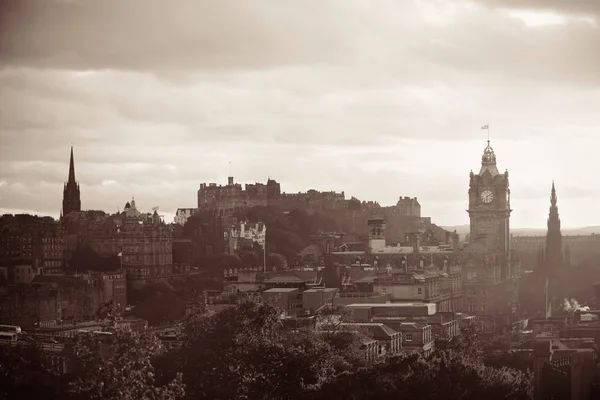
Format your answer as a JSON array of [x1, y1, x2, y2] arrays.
[[1, 0, 599, 87], [477, 0, 600, 17], [1, 0, 600, 228], [0, 0, 412, 72]]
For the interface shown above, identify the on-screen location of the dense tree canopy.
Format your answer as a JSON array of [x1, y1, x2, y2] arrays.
[[171, 297, 365, 400], [314, 350, 532, 400], [0, 341, 67, 400], [70, 329, 184, 400], [1, 298, 533, 400]]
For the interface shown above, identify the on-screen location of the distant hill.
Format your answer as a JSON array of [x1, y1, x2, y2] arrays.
[[441, 225, 600, 240]]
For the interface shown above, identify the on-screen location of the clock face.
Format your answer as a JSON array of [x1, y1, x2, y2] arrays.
[[480, 190, 494, 204]]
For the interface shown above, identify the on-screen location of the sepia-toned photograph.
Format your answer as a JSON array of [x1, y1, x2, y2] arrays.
[[1, 1, 599, 399]]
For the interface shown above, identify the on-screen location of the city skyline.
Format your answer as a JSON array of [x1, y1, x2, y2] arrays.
[[2, 1, 600, 228]]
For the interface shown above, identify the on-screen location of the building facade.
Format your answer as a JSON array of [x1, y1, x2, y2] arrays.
[[87, 205, 173, 280], [174, 208, 199, 226], [464, 140, 520, 332], [227, 220, 266, 254]]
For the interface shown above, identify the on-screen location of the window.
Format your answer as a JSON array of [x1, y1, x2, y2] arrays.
[[417, 288, 422, 295], [405, 334, 413, 341]]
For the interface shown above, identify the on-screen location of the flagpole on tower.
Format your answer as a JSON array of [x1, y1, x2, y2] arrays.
[[481, 124, 490, 143]]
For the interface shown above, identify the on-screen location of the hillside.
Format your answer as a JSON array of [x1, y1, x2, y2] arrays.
[[442, 225, 600, 240]]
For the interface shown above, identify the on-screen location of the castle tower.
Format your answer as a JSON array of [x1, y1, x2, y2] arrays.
[[467, 140, 512, 254], [62, 146, 81, 217], [544, 181, 563, 317]]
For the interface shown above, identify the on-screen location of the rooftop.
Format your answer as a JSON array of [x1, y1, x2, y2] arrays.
[[346, 302, 435, 308], [263, 288, 300, 293], [304, 288, 338, 293]]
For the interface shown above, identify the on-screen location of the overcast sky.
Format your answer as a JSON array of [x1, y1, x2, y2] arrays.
[[1, 0, 599, 228]]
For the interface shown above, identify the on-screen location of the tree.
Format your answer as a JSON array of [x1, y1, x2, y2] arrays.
[[133, 291, 185, 326], [313, 350, 533, 400], [69, 329, 185, 400], [0, 341, 68, 400], [434, 321, 483, 360], [176, 296, 366, 400]]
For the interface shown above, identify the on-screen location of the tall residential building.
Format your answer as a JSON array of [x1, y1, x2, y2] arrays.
[[544, 182, 564, 317], [62, 147, 81, 218]]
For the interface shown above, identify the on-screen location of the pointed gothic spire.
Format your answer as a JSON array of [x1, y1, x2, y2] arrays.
[[63, 146, 82, 216], [68, 146, 76, 183], [544, 180, 563, 317], [548, 181, 560, 227]]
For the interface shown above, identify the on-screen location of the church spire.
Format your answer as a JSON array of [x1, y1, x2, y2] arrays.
[[544, 181, 563, 317], [62, 146, 82, 217], [548, 181, 560, 230], [68, 146, 76, 183]]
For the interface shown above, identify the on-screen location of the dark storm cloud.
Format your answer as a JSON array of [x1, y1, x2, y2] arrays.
[[1, 0, 599, 87], [0, 0, 389, 72], [478, 0, 600, 17]]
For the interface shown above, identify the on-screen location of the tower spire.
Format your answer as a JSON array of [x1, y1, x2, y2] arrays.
[[544, 180, 563, 318], [62, 146, 82, 217], [68, 146, 76, 183]]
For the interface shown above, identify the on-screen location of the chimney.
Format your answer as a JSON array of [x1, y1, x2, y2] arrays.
[[228, 177, 234, 185], [452, 232, 459, 251], [407, 232, 420, 253]]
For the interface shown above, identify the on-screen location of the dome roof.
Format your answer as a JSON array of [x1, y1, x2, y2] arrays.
[[481, 140, 496, 165], [479, 140, 500, 176], [125, 202, 131, 209]]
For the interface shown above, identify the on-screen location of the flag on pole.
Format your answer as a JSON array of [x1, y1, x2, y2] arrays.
[[481, 124, 489, 130]]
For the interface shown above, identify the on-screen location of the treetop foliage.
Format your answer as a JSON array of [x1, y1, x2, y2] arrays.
[[1, 298, 533, 400]]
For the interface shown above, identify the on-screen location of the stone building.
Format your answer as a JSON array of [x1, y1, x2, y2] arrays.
[[227, 220, 266, 254], [464, 140, 521, 332], [197, 176, 279, 220], [0, 284, 58, 329], [197, 176, 348, 222], [0, 215, 65, 274], [188, 210, 225, 259], [87, 203, 173, 280], [174, 208, 199, 226], [544, 182, 565, 317], [31, 271, 127, 321]]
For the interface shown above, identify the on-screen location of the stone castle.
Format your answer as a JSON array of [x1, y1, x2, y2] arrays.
[[195, 176, 425, 244]]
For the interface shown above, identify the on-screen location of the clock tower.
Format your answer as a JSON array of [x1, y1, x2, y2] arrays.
[[467, 140, 511, 254]]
